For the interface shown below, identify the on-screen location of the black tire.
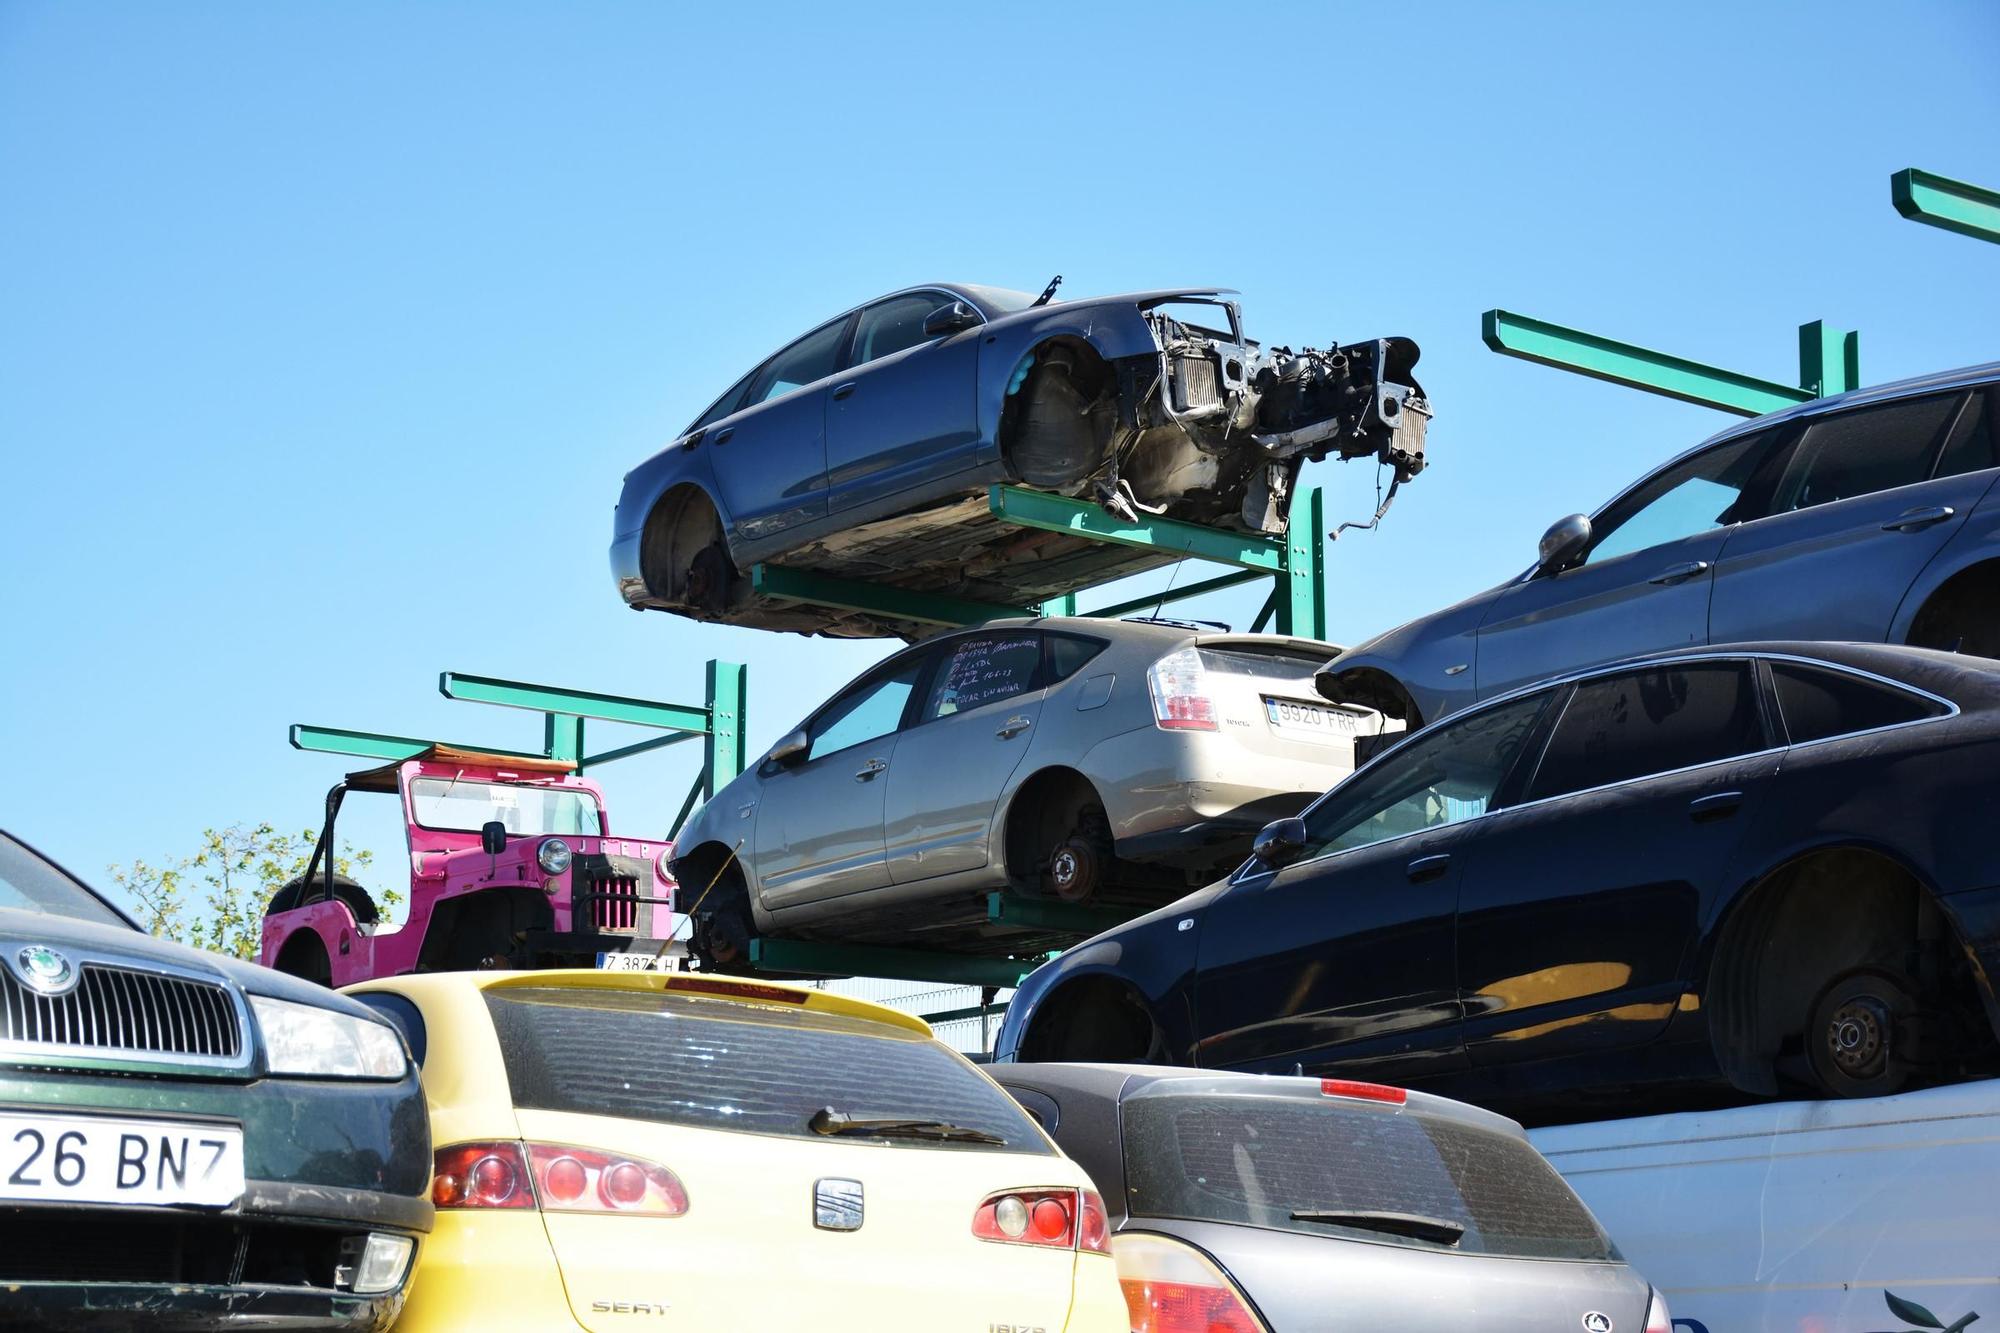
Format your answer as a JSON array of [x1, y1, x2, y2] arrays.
[[1806, 969, 1918, 1098], [267, 872, 379, 927], [274, 932, 333, 987]]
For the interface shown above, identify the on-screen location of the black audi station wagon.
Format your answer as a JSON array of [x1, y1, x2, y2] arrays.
[[0, 831, 431, 1330]]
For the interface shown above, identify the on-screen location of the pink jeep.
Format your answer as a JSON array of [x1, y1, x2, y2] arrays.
[[260, 745, 681, 985]]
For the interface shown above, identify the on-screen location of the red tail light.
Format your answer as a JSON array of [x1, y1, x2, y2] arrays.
[[1078, 1188, 1112, 1255], [431, 1141, 687, 1217], [1115, 1233, 1265, 1332], [1645, 1288, 1672, 1333], [975, 1188, 1101, 1250], [1148, 649, 1218, 731], [1320, 1078, 1409, 1105]]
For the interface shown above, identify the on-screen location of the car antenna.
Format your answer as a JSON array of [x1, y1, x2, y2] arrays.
[[1031, 274, 1062, 307]]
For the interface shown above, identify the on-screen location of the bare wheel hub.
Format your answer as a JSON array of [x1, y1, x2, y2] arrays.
[[1050, 849, 1081, 892], [1824, 995, 1890, 1077]]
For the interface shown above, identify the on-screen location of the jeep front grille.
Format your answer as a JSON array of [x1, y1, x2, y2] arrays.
[[0, 964, 244, 1061], [587, 876, 641, 933]]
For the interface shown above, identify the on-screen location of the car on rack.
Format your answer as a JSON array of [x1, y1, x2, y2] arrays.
[[260, 744, 681, 986], [347, 968, 1126, 1332], [991, 1063, 1666, 1333], [669, 616, 1390, 968], [611, 282, 1430, 638], [0, 830, 430, 1330], [1318, 362, 2000, 729], [998, 643, 2000, 1113]]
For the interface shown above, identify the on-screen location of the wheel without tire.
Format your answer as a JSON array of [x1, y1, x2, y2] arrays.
[[692, 904, 754, 974], [1046, 836, 1105, 904], [1806, 969, 1918, 1098]]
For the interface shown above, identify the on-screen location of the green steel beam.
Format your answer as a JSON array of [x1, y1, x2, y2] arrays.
[[1893, 168, 2000, 246], [544, 713, 584, 764], [1797, 319, 1861, 398], [749, 940, 1044, 989], [1250, 588, 1278, 634], [986, 892, 1135, 937], [1275, 487, 1327, 639], [1082, 569, 1267, 620], [989, 486, 1286, 571], [440, 673, 710, 734], [919, 1002, 1010, 1026], [704, 660, 746, 797], [753, 564, 1036, 628], [1040, 591, 1079, 616], [580, 730, 698, 770], [289, 724, 543, 764], [668, 770, 705, 840], [1483, 309, 1814, 418]]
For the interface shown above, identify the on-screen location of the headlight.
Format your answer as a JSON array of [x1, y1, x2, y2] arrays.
[[252, 996, 408, 1079], [538, 838, 573, 875]]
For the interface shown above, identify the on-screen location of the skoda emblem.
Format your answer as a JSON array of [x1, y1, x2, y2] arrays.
[[1582, 1314, 1613, 1333], [17, 946, 76, 995]]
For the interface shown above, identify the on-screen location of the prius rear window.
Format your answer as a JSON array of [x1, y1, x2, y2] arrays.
[[485, 987, 1049, 1154], [1121, 1092, 1616, 1261]]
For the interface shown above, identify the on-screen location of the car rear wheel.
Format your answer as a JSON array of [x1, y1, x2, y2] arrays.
[[1041, 808, 1113, 903], [1806, 968, 1918, 1098]]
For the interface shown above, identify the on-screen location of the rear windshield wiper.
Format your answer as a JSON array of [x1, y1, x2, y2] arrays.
[[807, 1107, 1006, 1145], [1289, 1208, 1466, 1246]]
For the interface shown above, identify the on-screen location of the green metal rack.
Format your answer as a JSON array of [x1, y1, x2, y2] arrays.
[[291, 660, 746, 838], [1893, 168, 2000, 247]]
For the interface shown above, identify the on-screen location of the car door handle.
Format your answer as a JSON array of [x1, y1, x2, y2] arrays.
[[1406, 853, 1452, 883], [996, 716, 1033, 739], [831, 382, 857, 401], [1882, 505, 1955, 532], [1689, 791, 1743, 822], [854, 758, 887, 781], [712, 427, 734, 446], [1647, 560, 1712, 586]]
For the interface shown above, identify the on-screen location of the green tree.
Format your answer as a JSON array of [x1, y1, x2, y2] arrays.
[[109, 823, 400, 961]]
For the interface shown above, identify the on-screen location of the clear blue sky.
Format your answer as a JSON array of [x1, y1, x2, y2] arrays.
[[3, 1, 1995, 910]]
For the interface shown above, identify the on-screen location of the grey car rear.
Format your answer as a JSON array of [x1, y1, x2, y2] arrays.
[[993, 1064, 1662, 1333]]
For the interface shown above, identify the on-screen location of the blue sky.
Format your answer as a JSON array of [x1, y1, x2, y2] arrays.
[[3, 1, 1996, 908]]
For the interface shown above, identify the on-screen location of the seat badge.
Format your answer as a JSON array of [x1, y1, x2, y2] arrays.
[[814, 1177, 864, 1231]]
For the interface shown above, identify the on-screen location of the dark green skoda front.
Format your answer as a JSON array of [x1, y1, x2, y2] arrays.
[[0, 832, 432, 1331]]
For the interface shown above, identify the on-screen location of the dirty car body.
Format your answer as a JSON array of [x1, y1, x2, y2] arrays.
[[612, 284, 1429, 638], [260, 746, 680, 986], [0, 831, 431, 1331]]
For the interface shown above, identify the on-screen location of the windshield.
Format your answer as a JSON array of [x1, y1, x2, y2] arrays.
[[1121, 1089, 1617, 1261], [0, 835, 133, 929], [408, 778, 603, 836], [955, 283, 1036, 316]]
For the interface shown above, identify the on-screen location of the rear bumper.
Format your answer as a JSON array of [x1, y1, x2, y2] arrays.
[[0, 1284, 402, 1332]]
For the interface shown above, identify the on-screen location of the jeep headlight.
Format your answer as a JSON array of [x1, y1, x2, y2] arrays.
[[252, 996, 408, 1079], [538, 838, 573, 876]]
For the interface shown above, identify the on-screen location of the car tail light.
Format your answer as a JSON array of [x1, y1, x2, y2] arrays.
[[1148, 648, 1217, 731], [973, 1188, 1099, 1249], [1114, 1233, 1266, 1333], [1320, 1078, 1408, 1105], [1645, 1288, 1672, 1333], [431, 1141, 688, 1217], [1077, 1188, 1112, 1255]]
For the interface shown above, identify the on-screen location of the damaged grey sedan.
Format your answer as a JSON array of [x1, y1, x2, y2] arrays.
[[610, 281, 1430, 638]]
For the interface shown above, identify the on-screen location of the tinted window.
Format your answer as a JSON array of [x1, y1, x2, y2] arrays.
[[746, 318, 846, 405], [1121, 1091, 1616, 1261], [485, 987, 1048, 1153], [851, 294, 945, 366], [1772, 662, 1943, 744], [808, 657, 923, 761], [1298, 690, 1553, 858], [0, 835, 130, 929], [1526, 663, 1763, 801], [1773, 392, 1961, 511], [1048, 634, 1107, 684], [919, 634, 1042, 720], [690, 367, 757, 431], [1588, 431, 1776, 565], [1935, 389, 1996, 480]]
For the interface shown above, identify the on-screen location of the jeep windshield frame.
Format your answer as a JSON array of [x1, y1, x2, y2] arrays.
[[407, 777, 604, 837]]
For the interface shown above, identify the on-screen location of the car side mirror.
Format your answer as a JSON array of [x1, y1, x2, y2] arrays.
[[1252, 817, 1309, 869], [1536, 513, 1592, 575], [480, 821, 507, 856], [922, 300, 980, 337], [768, 728, 811, 766]]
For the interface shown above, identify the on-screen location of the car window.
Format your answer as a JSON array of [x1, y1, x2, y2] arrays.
[[1296, 690, 1554, 859], [919, 634, 1043, 720], [1047, 634, 1108, 684], [1771, 392, 1962, 512], [1586, 431, 1777, 565], [1934, 388, 1996, 481], [485, 986, 1050, 1154], [808, 657, 924, 761], [1525, 663, 1764, 802], [1121, 1088, 1617, 1261], [0, 834, 130, 929], [746, 318, 847, 406], [352, 993, 428, 1066], [690, 366, 758, 431], [1771, 661, 1944, 744], [850, 294, 947, 367]]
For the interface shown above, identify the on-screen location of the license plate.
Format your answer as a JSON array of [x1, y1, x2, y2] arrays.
[[597, 950, 674, 972], [1264, 696, 1367, 740], [0, 1112, 244, 1208]]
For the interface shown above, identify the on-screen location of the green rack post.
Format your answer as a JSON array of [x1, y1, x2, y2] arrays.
[[1893, 168, 2000, 246]]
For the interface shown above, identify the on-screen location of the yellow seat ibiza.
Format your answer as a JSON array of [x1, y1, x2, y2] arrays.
[[345, 969, 1125, 1331]]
